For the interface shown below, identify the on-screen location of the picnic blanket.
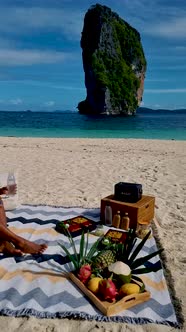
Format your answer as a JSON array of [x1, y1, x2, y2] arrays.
[[0, 205, 180, 327]]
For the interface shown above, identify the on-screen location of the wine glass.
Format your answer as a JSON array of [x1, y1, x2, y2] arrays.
[[7, 172, 17, 197]]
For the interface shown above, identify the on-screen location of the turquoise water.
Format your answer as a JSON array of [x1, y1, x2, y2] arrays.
[[0, 109, 185, 140]]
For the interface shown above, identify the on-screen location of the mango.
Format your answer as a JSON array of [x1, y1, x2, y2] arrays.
[[87, 277, 102, 294], [119, 283, 140, 296]]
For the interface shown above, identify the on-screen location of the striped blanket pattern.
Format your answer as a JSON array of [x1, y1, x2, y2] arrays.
[[0, 205, 178, 326]]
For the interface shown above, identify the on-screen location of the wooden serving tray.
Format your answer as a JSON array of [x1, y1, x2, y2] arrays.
[[69, 272, 150, 316]]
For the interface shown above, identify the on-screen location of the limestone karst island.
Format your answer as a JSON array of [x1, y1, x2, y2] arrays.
[[78, 4, 147, 116]]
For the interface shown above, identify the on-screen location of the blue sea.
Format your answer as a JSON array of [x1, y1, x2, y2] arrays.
[[0, 108, 185, 140]]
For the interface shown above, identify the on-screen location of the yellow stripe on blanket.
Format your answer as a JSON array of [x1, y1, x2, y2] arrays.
[[9, 227, 58, 236], [0, 266, 67, 283], [141, 275, 167, 291]]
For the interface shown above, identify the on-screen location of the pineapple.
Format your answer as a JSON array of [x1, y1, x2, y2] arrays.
[[93, 249, 116, 270]]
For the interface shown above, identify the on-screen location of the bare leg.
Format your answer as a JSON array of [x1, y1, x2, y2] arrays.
[[0, 224, 47, 254], [0, 197, 47, 254]]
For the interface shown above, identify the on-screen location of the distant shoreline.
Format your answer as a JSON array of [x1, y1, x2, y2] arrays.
[[0, 107, 186, 113]]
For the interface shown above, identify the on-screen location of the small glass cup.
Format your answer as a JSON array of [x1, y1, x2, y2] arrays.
[[136, 220, 151, 239], [93, 224, 105, 237]]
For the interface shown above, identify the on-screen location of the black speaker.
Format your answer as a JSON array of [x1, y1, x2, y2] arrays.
[[114, 182, 142, 203]]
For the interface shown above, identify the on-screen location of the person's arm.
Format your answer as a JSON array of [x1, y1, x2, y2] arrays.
[[0, 197, 7, 227]]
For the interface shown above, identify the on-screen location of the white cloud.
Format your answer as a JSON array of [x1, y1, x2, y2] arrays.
[[49, 84, 84, 91], [154, 104, 161, 108], [146, 17, 186, 38], [0, 79, 85, 91], [174, 46, 186, 51], [0, 2, 186, 42], [145, 88, 186, 94], [44, 101, 55, 107], [30, 81, 84, 91], [0, 7, 83, 40], [10, 98, 23, 105], [88, 3, 186, 42], [145, 79, 169, 82], [116, 1, 186, 40], [146, 54, 186, 60], [0, 49, 72, 66], [149, 65, 186, 70]]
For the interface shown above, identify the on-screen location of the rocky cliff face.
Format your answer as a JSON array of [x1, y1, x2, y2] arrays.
[[78, 4, 146, 115]]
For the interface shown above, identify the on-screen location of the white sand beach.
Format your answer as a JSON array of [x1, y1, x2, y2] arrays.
[[0, 137, 185, 332]]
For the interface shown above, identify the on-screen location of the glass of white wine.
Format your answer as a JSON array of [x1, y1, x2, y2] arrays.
[[7, 172, 17, 197]]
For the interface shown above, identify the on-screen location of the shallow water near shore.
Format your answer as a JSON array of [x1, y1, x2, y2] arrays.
[[0, 109, 185, 140]]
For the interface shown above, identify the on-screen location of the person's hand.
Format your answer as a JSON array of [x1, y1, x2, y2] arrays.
[[0, 184, 17, 195], [0, 187, 8, 195]]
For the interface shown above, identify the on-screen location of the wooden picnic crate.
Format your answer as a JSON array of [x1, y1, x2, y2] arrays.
[[69, 272, 150, 316], [100, 195, 155, 229]]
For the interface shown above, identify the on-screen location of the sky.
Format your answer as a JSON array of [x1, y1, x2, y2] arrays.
[[0, 0, 186, 111]]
